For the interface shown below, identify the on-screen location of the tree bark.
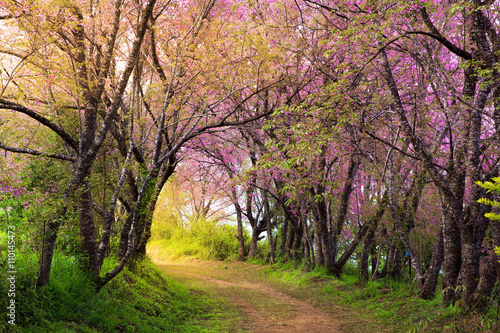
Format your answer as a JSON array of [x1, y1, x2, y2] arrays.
[[37, 212, 64, 287], [78, 177, 99, 277]]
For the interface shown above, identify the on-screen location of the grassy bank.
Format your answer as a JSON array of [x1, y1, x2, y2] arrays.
[[0, 252, 235, 333]]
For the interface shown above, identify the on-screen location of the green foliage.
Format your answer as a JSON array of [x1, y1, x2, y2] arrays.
[[0, 154, 81, 256], [0, 182, 80, 256], [477, 178, 500, 256]]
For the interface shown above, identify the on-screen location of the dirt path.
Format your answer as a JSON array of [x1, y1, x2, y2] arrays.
[[157, 261, 343, 333]]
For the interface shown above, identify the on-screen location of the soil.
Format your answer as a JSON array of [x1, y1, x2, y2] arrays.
[[156, 261, 343, 333]]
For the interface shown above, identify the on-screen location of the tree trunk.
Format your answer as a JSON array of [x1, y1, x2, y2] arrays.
[[248, 226, 261, 258], [388, 246, 402, 279], [280, 215, 289, 259], [313, 222, 324, 267], [135, 158, 177, 256], [419, 223, 444, 299], [302, 219, 313, 271], [359, 231, 374, 281], [78, 178, 99, 277], [37, 218, 62, 287], [118, 214, 134, 259], [371, 243, 383, 280], [292, 219, 303, 261], [331, 156, 359, 263], [469, 256, 497, 309], [379, 244, 394, 279], [441, 203, 463, 305], [235, 202, 246, 259]]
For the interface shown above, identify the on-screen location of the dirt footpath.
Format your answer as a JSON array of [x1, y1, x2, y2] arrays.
[[157, 261, 343, 333]]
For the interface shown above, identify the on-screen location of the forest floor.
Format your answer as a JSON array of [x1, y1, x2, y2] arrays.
[[156, 260, 387, 333]]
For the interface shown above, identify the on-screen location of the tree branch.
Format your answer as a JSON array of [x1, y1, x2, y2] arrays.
[[0, 99, 78, 151], [409, 7, 472, 60], [0, 142, 76, 162], [363, 130, 447, 171]]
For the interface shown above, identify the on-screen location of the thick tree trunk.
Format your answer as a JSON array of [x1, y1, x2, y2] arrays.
[[460, 85, 491, 306], [441, 203, 463, 305], [245, 183, 260, 259], [78, 178, 99, 277], [359, 244, 370, 281], [313, 222, 324, 267]]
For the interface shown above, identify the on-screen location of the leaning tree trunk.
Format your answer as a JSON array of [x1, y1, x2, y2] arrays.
[[118, 214, 134, 259], [135, 158, 176, 256], [331, 156, 359, 268]]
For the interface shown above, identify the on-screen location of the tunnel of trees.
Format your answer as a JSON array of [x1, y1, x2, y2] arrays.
[[1, 0, 500, 310]]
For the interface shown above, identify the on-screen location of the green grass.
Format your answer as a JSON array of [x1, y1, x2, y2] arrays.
[[0, 251, 236, 333]]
